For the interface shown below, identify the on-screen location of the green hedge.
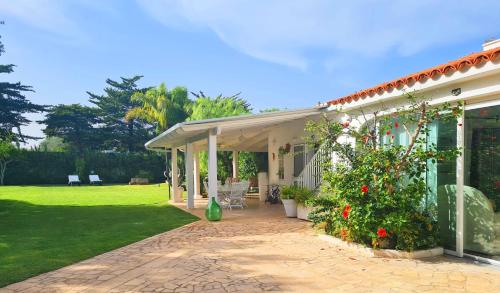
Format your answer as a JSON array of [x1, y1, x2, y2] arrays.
[[4, 151, 166, 185]]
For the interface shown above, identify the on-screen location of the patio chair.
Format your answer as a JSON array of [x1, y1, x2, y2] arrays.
[[68, 175, 81, 186], [238, 181, 250, 207], [89, 174, 103, 185], [217, 181, 231, 209], [228, 183, 245, 210]]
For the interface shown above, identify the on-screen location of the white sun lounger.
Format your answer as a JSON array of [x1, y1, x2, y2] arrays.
[[89, 175, 103, 185], [68, 175, 81, 186]]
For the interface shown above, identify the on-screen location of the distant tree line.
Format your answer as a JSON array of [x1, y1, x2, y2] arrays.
[[0, 34, 273, 185]]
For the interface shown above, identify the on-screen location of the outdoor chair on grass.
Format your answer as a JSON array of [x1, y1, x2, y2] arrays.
[[68, 175, 81, 186], [89, 174, 103, 185]]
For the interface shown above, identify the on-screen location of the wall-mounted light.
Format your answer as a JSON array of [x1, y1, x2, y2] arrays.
[[451, 88, 461, 96]]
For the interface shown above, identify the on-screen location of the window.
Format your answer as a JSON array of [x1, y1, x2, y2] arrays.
[[278, 153, 285, 180], [293, 144, 305, 177], [293, 144, 316, 177]]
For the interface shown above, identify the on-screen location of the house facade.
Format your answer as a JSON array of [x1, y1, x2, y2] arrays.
[[146, 39, 500, 264]]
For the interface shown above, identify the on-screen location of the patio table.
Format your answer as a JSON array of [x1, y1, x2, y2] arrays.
[[218, 183, 248, 209]]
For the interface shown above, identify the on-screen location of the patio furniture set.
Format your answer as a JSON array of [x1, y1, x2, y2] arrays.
[[204, 179, 250, 210]]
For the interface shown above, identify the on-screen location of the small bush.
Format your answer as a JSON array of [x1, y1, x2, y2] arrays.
[[294, 187, 315, 205], [280, 185, 298, 200]]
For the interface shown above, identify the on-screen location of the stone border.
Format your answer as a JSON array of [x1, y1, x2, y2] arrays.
[[317, 234, 443, 259]]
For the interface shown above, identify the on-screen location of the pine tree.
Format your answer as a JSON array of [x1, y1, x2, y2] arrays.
[[87, 76, 152, 152], [0, 35, 45, 144], [41, 104, 102, 153]]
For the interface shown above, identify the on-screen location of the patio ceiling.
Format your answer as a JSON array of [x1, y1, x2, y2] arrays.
[[145, 107, 325, 152]]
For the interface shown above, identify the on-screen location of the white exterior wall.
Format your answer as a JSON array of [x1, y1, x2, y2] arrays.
[[267, 119, 311, 185]]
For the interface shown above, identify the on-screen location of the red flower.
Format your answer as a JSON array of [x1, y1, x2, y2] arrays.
[[458, 123, 463, 127], [391, 135, 395, 140], [361, 185, 369, 194], [342, 204, 351, 219], [377, 228, 387, 238], [342, 121, 350, 128], [394, 121, 399, 128], [386, 130, 391, 135], [495, 181, 500, 188]]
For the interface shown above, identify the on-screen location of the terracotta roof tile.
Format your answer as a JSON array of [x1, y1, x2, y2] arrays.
[[327, 47, 500, 106]]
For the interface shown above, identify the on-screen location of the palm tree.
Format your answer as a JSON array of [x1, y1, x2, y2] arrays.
[[125, 83, 191, 134]]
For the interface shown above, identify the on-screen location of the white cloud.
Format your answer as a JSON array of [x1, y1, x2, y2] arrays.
[[0, 0, 115, 42], [137, 0, 500, 70], [0, 0, 79, 36]]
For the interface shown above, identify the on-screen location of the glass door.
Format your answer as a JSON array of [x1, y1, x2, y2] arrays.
[[428, 119, 458, 251], [463, 103, 500, 260]]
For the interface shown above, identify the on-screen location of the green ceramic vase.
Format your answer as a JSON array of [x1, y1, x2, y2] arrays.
[[205, 197, 222, 221]]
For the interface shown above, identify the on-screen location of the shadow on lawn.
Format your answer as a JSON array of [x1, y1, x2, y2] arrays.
[[0, 199, 199, 288]]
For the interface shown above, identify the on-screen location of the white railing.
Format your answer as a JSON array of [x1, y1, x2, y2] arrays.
[[294, 144, 330, 190]]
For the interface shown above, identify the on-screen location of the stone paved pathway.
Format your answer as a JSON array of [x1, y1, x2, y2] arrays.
[[2, 199, 500, 292]]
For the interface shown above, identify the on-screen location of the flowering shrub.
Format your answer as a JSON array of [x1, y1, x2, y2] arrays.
[[306, 96, 462, 251]]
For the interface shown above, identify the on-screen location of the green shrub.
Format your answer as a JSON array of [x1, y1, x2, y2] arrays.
[[306, 96, 462, 251], [281, 185, 314, 201], [294, 187, 315, 205], [75, 157, 87, 180], [135, 170, 154, 180], [280, 185, 301, 200], [4, 150, 165, 184]]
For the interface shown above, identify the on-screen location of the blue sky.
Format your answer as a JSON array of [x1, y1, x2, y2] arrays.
[[0, 0, 499, 145]]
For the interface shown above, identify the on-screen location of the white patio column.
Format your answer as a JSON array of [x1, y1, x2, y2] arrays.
[[185, 143, 195, 209], [193, 150, 201, 199], [232, 150, 239, 179], [171, 148, 182, 203], [207, 128, 219, 201]]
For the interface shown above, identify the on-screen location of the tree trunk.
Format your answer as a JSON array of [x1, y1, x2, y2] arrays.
[[0, 161, 8, 185]]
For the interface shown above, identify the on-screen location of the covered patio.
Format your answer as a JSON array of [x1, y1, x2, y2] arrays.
[[145, 107, 325, 209]]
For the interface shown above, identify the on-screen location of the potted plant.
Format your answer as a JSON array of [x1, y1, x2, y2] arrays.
[[295, 187, 315, 220], [281, 185, 298, 217]]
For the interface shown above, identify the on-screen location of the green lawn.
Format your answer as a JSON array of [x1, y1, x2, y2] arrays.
[[0, 184, 199, 287]]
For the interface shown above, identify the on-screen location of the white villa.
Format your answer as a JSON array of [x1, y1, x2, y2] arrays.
[[146, 39, 500, 264]]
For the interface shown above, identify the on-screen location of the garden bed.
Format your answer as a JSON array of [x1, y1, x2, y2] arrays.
[[317, 233, 443, 259]]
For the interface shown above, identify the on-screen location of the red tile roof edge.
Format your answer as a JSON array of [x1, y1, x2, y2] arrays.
[[327, 47, 500, 106]]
